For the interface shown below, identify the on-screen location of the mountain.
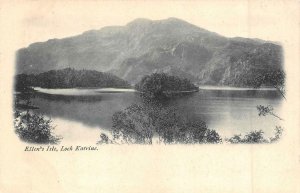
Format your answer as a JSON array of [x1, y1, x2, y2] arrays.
[[16, 18, 283, 86], [15, 68, 131, 90]]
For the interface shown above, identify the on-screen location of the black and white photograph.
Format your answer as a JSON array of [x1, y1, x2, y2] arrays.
[[14, 17, 285, 144], [1, 1, 299, 193]]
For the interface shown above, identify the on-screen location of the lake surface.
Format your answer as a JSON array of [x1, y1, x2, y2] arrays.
[[29, 87, 283, 138]]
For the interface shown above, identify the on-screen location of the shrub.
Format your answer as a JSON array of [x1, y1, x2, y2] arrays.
[[101, 103, 221, 144], [14, 111, 62, 144], [269, 126, 283, 143], [257, 105, 283, 120], [226, 127, 283, 144]]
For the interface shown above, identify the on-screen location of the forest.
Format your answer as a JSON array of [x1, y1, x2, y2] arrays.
[[15, 68, 131, 91]]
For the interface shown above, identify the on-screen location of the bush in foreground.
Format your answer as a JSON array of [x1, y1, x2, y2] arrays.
[[225, 127, 283, 144], [98, 103, 222, 144], [14, 111, 62, 144]]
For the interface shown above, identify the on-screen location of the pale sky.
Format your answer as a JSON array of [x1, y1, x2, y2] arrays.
[[1, 0, 297, 48]]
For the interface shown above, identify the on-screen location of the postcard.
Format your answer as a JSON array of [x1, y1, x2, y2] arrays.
[[0, 1, 299, 193]]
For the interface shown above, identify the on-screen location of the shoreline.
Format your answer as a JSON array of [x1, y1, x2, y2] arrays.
[[32, 87, 136, 96], [198, 85, 276, 91], [30, 86, 277, 96]]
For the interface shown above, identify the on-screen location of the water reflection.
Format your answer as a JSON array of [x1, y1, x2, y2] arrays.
[[28, 89, 282, 137]]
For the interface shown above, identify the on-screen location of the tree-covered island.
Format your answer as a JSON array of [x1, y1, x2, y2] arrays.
[[135, 73, 199, 99], [15, 68, 131, 91]]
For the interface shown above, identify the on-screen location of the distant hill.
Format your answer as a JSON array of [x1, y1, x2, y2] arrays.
[[16, 18, 283, 86], [15, 68, 131, 91]]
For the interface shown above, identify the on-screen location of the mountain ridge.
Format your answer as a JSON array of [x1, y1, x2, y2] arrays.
[[16, 17, 283, 86]]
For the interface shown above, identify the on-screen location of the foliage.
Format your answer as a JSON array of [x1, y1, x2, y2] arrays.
[[226, 127, 283, 144], [154, 111, 222, 144], [110, 104, 155, 144], [135, 73, 199, 99], [235, 68, 285, 98], [15, 68, 131, 91], [257, 105, 273, 116], [14, 111, 62, 144], [226, 130, 267, 144], [256, 105, 283, 120], [269, 126, 283, 143], [100, 103, 222, 144], [97, 133, 115, 145]]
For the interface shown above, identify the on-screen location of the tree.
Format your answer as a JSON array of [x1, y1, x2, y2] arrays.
[[238, 69, 285, 99], [111, 104, 154, 144], [135, 73, 199, 99], [14, 81, 62, 144], [100, 103, 222, 144], [240, 69, 285, 133], [254, 70, 285, 99], [14, 111, 62, 144], [15, 68, 131, 90], [256, 105, 283, 120]]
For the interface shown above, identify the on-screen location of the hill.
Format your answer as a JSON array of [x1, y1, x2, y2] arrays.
[[16, 18, 283, 86]]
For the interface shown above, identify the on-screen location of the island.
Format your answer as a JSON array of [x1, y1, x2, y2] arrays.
[[15, 68, 131, 92], [135, 73, 199, 99]]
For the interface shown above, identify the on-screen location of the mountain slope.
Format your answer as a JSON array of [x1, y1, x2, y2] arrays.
[[16, 18, 283, 86]]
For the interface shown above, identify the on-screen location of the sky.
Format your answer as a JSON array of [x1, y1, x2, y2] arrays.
[[1, 0, 296, 48]]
